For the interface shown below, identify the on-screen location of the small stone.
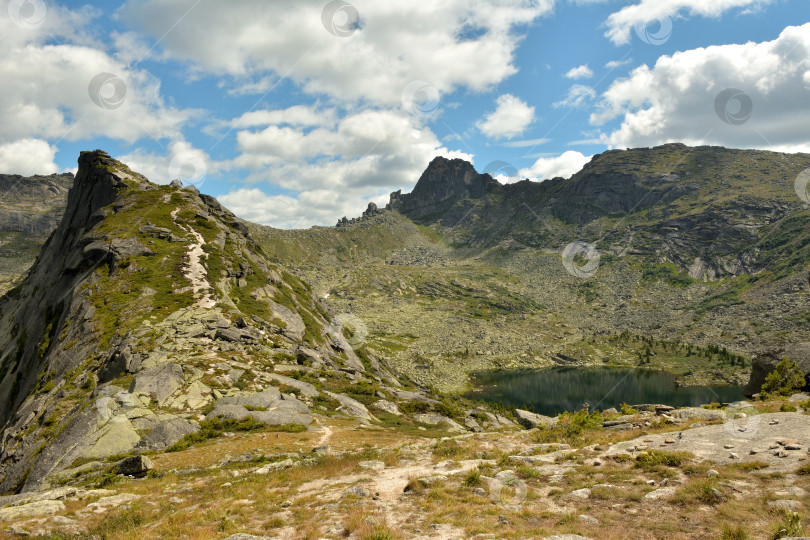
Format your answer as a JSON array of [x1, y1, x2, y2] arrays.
[[749, 449, 759, 455], [579, 514, 599, 525], [563, 488, 591, 500], [343, 486, 371, 498], [646, 480, 656, 486], [767, 500, 801, 512], [358, 460, 385, 471], [769, 420, 779, 425], [729, 452, 739, 460], [664, 438, 675, 444], [785, 444, 802, 451], [707, 470, 720, 477], [723, 444, 734, 449], [280, 501, 292, 508], [592, 459, 602, 466], [473, 487, 486, 496], [644, 487, 677, 500], [775, 450, 789, 458]]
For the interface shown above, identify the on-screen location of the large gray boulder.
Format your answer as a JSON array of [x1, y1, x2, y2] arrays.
[[130, 364, 184, 405], [515, 409, 559, 429], [745, 343, 810, 396], [136, 418, 200, 451], [207, 390, 313, 427]]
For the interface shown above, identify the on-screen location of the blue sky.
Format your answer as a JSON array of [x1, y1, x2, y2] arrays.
[[1, 0, 809, 228]]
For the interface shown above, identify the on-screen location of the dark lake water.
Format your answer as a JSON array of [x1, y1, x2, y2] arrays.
[[466, 367, 746, 417]]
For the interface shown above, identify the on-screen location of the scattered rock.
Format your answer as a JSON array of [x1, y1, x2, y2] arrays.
[[563, 488, 591, 500], [0, 500, 65, 521], [643, 487, 677, 501], [343, 486, 371, 498], [115, 455, 154, 477], [373, 399, 401, 416], [358, 460, 385, 471], [767, 500, 801, 512], [514, 409, 559, 429]]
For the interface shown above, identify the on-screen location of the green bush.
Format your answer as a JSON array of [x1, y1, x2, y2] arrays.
[[635, 450, 689, 471], [167, 415, 267, 452], [761, 357, 806, 397], [780, 402, 797, 412], [770, 511, 803, 540], [558, 409, 603, 436], [620, 403, 637, 415]]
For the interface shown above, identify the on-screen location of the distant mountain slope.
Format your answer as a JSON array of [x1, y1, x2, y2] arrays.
[[253, 144, 810, 392], [389, 144, 810, 282], [0, 173, 73, 292]]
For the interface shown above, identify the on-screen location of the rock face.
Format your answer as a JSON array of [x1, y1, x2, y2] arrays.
[[386, 156, 499, 220], [0, 172, 73, 289], [380, 144, 810, 282], [745, 342, 810, 396], [0, 150, 351, 493]]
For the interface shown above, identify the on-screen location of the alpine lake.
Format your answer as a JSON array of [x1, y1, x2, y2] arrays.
[[465, 366, 746, 416]]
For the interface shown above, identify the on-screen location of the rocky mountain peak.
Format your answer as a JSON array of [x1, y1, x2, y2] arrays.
[[0, 151, 376, 493], [386, 156, 498, 219]]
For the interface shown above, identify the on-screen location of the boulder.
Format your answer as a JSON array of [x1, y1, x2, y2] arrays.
[[115, 455, 154, 477], [412, 413, 466, 432], [137, 418, 200, 451], [325, 391, 376, 422], [130, 364, 184, 405], [668, 407, 725, 422], [515, 409, 559, 429], [745, 343, 810, 396], [373, 399, 401, 416], [0, 500, 65, 521], [643, 487, 677, 500], [265, 373, 319, 398]]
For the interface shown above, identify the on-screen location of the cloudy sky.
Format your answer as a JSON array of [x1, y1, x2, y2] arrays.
[[1, 0, 809, 228]]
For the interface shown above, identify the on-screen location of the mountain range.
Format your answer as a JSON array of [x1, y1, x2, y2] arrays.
[[0, 145, 808, 495]]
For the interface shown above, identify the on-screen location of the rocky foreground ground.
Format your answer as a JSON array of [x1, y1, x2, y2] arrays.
[[0, 394, 808, 539]]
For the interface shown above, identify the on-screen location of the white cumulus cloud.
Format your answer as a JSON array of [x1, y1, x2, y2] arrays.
[[0, 139, 58, 175], [118, 0, 554, 107], [520, 151, 592, 181], [220, 105, 473, 228], [565, 64, 594, 79], [605, 0, 774, 46], [592, 23, 810, 152], [477, 94, 536, 139]]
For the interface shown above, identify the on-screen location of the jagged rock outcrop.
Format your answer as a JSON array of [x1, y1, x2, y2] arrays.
[[0, 150, 367, 494], [744, 342, 810, 396], [386, 156, 499, 220], [382, 144, 810, 281]]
